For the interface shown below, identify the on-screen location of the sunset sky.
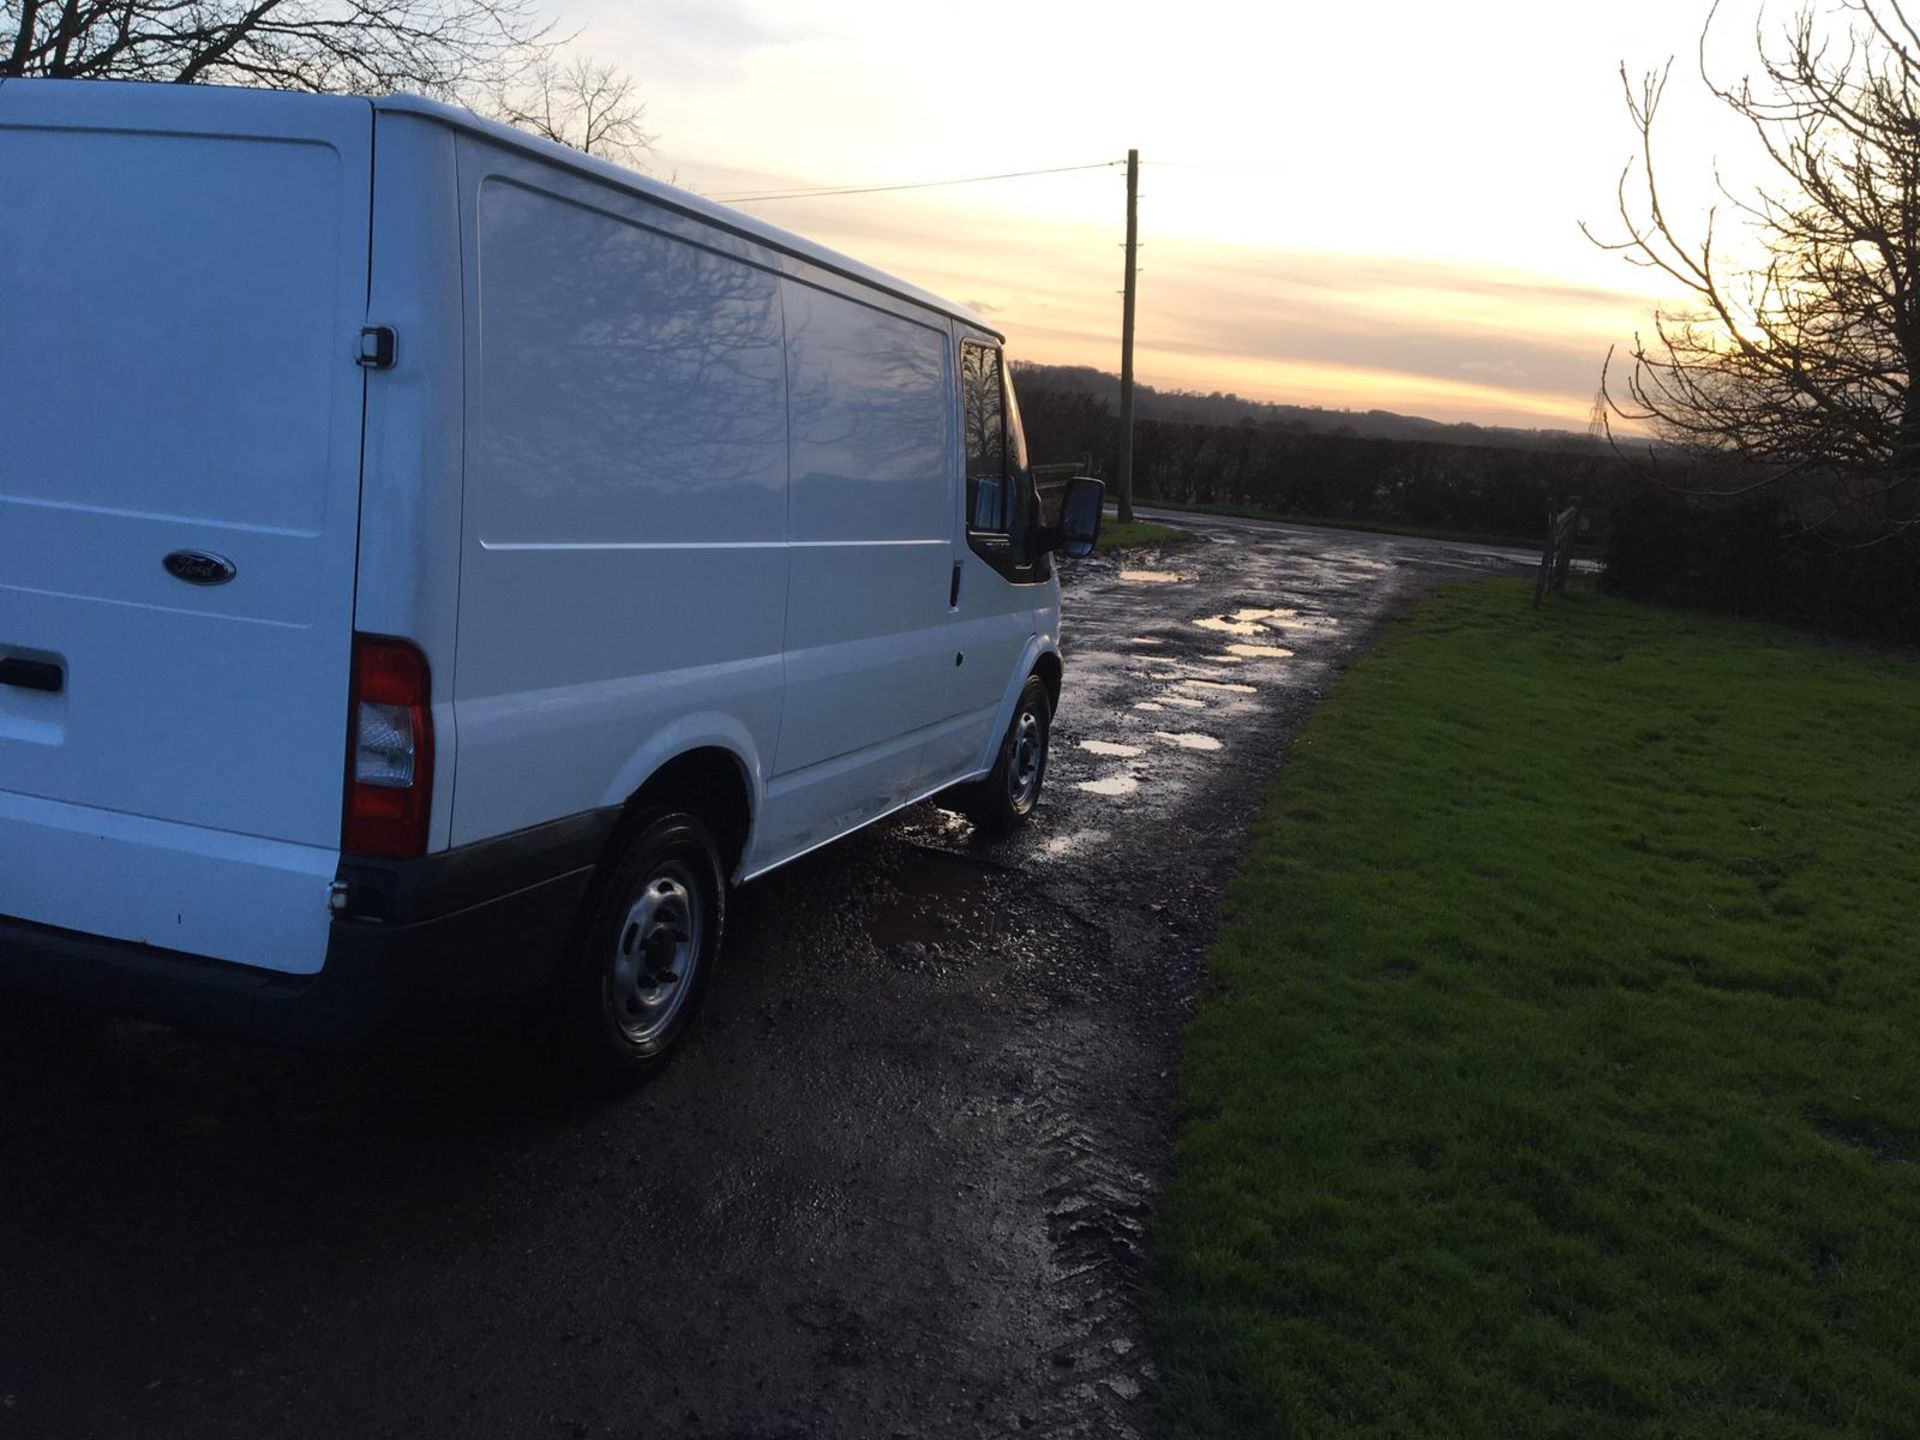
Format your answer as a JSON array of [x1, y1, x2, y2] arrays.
[[567, 0, 1777, 431]]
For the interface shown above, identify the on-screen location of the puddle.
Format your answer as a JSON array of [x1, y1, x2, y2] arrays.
[[1125, 637, 1166, 646], [1155, 731, 1222, 751], [1078, 775, 1140, 797], [1215, 605, 1336, 635], [1133, 701, 1167, 712], [865, 848, 995, 951], [1227, 643, 1295, 659], [1180, 679, 1258, 694], [1119, 570, 1185, 584], [1161, 696, 1208, 709], [1080, 739, 1146, 758], [1204, 654, 1246, 665]]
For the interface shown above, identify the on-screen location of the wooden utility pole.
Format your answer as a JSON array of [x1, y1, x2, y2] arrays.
[[1117, 147, 1139, 524]]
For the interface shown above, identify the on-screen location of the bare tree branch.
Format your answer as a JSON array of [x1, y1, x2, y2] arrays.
[[3, 0, 554, 100], [5, 2, 660, 172], [1587, 0, 1920, 540], [487, 52, 656, 167]]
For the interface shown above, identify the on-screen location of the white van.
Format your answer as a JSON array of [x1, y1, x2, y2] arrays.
[[0, 79, 1102, 1077]]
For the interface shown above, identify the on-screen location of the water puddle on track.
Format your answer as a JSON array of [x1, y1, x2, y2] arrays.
[[865, 848, 996, 952], [1188, 605, 1342, 643], [1080, 739, 1146, 758], [1155, 731, 1223, 752], [1078, 775, 1141, 798], [1118, 570, 1186, 584], [1193, 617, 1266, 637], [1180, 679, 1258, 695]]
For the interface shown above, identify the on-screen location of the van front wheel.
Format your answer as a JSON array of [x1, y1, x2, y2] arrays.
[[958, 674, 1052, 836], [556, 809, 724, 1085]]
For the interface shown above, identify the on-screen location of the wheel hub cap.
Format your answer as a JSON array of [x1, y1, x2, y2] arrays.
[[611, 870, 700, 1044], [1008, 710, 1043, 809]]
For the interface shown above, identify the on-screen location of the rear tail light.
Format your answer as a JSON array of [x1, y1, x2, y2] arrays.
[[343, 634, 433, 859]]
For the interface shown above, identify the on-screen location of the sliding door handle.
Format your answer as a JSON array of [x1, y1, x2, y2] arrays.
[[0, 657, 63, 693]]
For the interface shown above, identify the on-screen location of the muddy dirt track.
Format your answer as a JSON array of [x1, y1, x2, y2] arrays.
[[0, 512, 1531, 1440]]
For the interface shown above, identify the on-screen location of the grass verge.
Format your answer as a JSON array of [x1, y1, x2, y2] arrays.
[[1098, 518, 1194, 551], [1151, 579, 1920, 1438]]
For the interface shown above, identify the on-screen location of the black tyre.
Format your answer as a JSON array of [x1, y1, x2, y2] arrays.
[[958, 674, 1052, 835], [555, 809, 724, 1085]]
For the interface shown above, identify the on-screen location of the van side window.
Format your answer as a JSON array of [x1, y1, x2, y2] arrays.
[[962, 341, 1047, 582], [963, 342, 1008, 531]]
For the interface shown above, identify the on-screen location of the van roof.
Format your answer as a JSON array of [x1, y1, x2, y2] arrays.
[[0, 78, 1001, 339], [376, 93, 1003, 340]]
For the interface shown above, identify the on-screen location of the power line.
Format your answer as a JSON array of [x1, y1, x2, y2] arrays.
[[711, 160, 1124, 204], [1140, 158, 1286, 173]]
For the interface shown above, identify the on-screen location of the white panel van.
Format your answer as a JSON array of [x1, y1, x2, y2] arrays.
[[0, 79, 1103, 1077]]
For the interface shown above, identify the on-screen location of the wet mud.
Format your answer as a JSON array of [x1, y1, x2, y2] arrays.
[[0, 510, 1530, 1439]]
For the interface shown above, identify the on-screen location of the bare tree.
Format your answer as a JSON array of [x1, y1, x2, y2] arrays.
[[490, 53, 655, 167], [1588, 0, 1920, 538], [4, 1, 659, 171], [2, 0, 551, 96]]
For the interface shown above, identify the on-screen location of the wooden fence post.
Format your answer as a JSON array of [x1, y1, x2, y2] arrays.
[[1533, 501, 1582, 608]]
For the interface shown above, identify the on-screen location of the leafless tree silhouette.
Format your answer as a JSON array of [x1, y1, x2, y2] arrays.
[[3, 0, 545, 95], [1587, 0, 1920, 538], [3, 0, 656, 172], [490, 53, 655, 166]]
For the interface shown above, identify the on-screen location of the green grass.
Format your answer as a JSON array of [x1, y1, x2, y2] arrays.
[[1098, 518, 1194, 551], [1151, 580, 1920, 1439]]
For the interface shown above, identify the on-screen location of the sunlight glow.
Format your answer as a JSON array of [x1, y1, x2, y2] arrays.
[[570, 0, 1795, 430]]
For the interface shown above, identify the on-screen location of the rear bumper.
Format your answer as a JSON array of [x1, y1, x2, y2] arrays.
[[0, 810, 616, 1049]]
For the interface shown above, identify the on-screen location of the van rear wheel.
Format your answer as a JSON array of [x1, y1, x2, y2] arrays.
[[957, 673, 1052, 836], [556, 809, 724, 1085]]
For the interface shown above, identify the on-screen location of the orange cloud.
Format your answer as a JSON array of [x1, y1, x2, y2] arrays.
[[683, 170, 1667, 431]]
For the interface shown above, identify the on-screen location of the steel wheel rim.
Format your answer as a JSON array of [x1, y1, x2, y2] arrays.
[[609, 863, 702, 1045], [1008, 708, 1045, 811]]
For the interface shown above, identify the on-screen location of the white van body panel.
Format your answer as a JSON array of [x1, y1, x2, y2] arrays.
[[763, 280, 959, 862], [0, 82, 371, 971], [448, 138, 790, 852], [0, 791, 336, 972], [439, 119, 1026, 880], [354, 113, 467, 853]]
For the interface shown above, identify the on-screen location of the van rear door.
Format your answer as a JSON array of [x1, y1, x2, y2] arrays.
[[0, 83, 372, 967]]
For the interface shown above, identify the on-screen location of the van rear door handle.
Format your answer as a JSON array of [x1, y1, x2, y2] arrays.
[[0, 657, 63, 694], [949, 561, 963, 609]]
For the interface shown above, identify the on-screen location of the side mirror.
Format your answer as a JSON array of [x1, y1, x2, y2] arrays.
[[1052, 475, 1105, 558]]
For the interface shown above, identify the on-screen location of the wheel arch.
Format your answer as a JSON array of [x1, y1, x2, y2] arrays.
[[970, 637, 1063, 777], [599, 724, 762, 882], [1031, 649, 1063, 713]]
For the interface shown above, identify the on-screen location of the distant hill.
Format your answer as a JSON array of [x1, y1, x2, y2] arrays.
[[1010, 362, 1615, 456]]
